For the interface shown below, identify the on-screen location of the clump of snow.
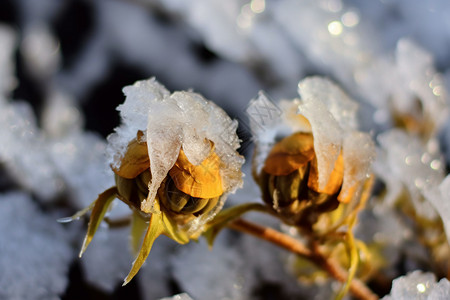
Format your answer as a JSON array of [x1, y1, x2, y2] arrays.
[[298, 77, 358, 131], [159, 293, 194, 300], [340, 132, 375, 201], [0, 100, 64, 200], [81, 226, 134, 292], [171, 235, 253, 300], [170, 227, 308, 300], [273, 0, 379, 89], [20, 24, 61, 79], [0, 192, 74, 300], [394, 39, 448, 133], [375, 130, 445, 220], [356, 39, 449, 136], [108, 78, 244, 215], [423, 175, 450, 246], [382, 271, 450, 300]]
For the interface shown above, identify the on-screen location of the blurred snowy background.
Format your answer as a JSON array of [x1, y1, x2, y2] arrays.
[[1, 0, 450, 299]]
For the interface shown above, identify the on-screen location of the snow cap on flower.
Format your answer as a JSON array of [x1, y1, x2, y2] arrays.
[[251, 76, 374, 204], [107, 78, 244, 214]]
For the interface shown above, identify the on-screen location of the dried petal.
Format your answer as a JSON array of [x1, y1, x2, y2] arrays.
[[130, 211, 149, 255], [123, 210, 164, 286], [263, 132, 315, 176], [112, 137, 149, 179], [79, 187, 118, 257], [169, 146, 223, 198]]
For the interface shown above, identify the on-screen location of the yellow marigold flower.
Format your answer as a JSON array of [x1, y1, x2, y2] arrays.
[[250, 77, 375, 229], [65, 78, 244, 284]]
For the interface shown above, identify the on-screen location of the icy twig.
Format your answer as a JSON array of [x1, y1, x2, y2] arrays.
[[228, 218, 378, 300]]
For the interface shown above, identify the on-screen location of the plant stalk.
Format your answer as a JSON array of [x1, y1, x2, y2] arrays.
[[228, 218, 378, 300]]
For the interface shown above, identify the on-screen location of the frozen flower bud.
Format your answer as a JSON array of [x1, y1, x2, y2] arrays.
[[113, 132, 226, 228], [68, 78, 244, 285], [250, 77, 374, 229], [109, 78, 244, 229]]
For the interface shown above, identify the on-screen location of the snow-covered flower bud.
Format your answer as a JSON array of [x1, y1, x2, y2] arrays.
[[113, 131, 227, 229], [108, 78, 244, 234], [250, 77, 375, 229], [71, 78, 244, 284]]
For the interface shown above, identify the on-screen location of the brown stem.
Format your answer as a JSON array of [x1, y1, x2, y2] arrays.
[[228, 218, 378, 300]]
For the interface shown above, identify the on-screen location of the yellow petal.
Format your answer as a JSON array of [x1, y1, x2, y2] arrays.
[[307, 153, 344, 195], [263, 132, 315, 176], [112, 135, 149, 179], [130, 211, 149, 256], [123, 211, 164, 286], [79, 187, 118, 257], [169, 147, 223, 198]]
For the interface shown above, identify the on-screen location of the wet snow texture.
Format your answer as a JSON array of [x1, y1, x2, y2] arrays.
[[0, 192, 74, 300], [382, 271, 450, 300], [1, 0, 450, 299]]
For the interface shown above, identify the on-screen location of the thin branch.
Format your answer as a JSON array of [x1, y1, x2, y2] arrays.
[[228, 218, 378, 300]]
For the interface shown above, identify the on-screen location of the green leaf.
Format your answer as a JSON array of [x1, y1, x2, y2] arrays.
[[130, 211, 149, 256], [79, 187, 118, 257], [203, 203, 269, 248], [123, 212, 165, 286]]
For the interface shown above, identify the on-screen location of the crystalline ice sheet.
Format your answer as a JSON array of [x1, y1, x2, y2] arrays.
[[298, 77, 358, 131], [382, 271, 450, 300], [298, 96, 342, 191], [0, 192, 74, 300], [340, 131, 375, 202], [297, 76, 375, 194], [246, 92, 295, 175]]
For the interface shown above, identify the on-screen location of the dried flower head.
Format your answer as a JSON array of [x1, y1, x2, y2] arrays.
[[66, 78, 244, 284], [250, 77, 375, 230]]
